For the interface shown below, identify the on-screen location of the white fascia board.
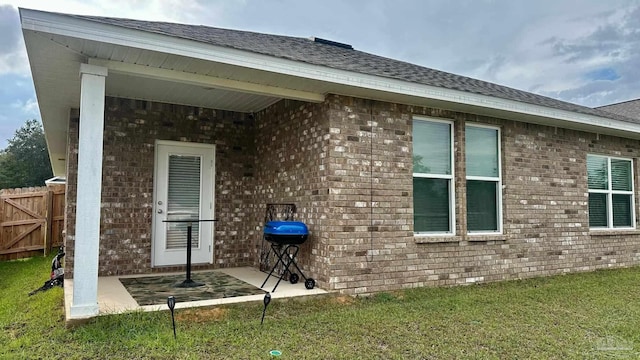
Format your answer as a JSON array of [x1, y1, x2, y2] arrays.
[[20, 8, 640, 135]]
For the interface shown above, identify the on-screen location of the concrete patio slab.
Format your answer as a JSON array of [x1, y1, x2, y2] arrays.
[[64, 267, 327, 321]]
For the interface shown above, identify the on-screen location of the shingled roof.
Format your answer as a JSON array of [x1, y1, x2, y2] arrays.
[[70, 14, 637, 124], [598, 99, 640, 121]]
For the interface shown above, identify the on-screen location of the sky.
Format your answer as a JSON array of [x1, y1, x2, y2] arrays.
[[1, 0, 639, 149]]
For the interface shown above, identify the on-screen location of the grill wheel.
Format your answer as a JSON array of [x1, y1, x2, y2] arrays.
[[289, 273, 299, 284], [305, 278, 316, 289]]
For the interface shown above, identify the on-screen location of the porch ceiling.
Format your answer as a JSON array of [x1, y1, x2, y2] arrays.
[[23, 30, 329, 176]]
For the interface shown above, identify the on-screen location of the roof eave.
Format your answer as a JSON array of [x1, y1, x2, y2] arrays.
[[20, 8, 640, 142]]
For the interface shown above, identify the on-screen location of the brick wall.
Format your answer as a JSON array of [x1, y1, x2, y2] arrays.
[[252, 99, 331, 286], [321, 94, 640, 294], [322, 96, 414, 293], [65, 97, 257, 277], [63, 109, 79, 277], [64, 94, 640, 292]]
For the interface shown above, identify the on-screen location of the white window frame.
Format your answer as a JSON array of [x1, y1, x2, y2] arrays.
[[587, 154, 636, 230], [465, 124, 503, 235], [413, 117, 456, 236]]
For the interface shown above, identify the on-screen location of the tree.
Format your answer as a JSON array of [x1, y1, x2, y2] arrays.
[[413, 154, 431, 173], [0, 119, 53, 189]]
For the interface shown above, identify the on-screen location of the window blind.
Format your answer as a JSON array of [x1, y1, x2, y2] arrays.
[[166, 155, 201, 249]]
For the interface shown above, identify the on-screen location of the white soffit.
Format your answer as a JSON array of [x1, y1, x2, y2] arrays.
[[89, 59, 324, 105], [104, 72, 282, 112]]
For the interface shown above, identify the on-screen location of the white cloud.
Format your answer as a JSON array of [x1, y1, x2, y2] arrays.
[[2, 0, 219, 23], [0, 5, 29, 76], [439, 2, 640, 107], [9, 97, 38, 117], [0, 47, 29, 76]]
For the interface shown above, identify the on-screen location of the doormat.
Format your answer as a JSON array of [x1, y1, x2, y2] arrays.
[[119, 271, 266, 306]]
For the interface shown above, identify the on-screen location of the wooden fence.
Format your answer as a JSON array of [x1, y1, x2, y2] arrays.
[[0, 185, 65, 261]]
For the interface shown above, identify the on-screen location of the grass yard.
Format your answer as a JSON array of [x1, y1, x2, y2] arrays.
[[1, 255, 640, 359]]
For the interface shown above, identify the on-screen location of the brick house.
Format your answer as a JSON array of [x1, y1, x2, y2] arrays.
[[21, 8, 640, 320]]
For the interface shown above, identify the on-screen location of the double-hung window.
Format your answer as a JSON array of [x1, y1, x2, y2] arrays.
[[587, 155, 635, 229], [465, 125, 502, 233], [413, 118, 454, 234]]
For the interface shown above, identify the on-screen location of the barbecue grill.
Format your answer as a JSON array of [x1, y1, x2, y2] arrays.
[[260, 220, 315, 292], [264, 221, 308, 244]]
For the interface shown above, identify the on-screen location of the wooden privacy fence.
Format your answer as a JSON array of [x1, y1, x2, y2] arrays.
[[0, 185, 65, 261]]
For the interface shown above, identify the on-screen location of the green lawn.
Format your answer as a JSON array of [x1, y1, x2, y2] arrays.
[[2, 255, 639, 359]]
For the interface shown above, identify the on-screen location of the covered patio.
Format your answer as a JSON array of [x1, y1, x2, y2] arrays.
[[64, 267, 327, 317], [21, 8, 334, 321]]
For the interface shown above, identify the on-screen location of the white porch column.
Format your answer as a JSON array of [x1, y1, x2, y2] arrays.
[[70, 64, 107, 319]]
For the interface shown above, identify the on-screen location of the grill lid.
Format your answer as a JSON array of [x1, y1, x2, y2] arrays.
[[264, 221, 309, 236]]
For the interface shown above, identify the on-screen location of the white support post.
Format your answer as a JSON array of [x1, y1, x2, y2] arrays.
[[69, 64, 107, 319]]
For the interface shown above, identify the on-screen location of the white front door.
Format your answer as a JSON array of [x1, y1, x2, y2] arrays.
[[152, 141, 215, 267]]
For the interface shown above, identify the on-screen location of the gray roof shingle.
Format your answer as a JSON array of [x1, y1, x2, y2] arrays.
[[70, 14, 639, 124], [598, 99, 640, 120]]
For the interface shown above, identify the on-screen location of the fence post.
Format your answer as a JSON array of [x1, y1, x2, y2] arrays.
[[44, 190, 54, 256]]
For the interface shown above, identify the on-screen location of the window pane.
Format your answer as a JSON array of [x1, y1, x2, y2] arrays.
[[413, 177, 450, 232], [587, 155, 608, 190], [611, 159, 632, 191], [613, 194, 632, 227], [588, 193, 607, 227], [466, 126, 498, 177], [413, 121, 451, 175], [467, 180, 498, 231]]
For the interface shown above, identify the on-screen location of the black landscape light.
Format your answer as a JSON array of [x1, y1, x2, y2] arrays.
[[167, 296, 176, 339], [261, 292, 271, 325]]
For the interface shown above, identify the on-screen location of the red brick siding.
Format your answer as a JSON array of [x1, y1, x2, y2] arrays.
[[65, 97, 257, 277], [252, 99, 331, 286], [322, 95, 640, 294], [64, 94, 640, 294]]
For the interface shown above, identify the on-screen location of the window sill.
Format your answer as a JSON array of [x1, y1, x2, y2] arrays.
[[414, 235, 461, 244], [414, 233, 508, 244], [466, 234, 507, 242], [589, 229, 640, 236]]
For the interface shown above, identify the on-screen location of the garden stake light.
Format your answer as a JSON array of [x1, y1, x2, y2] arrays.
[[261, 292, 271, 325], [167, 296, 176, 339]]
